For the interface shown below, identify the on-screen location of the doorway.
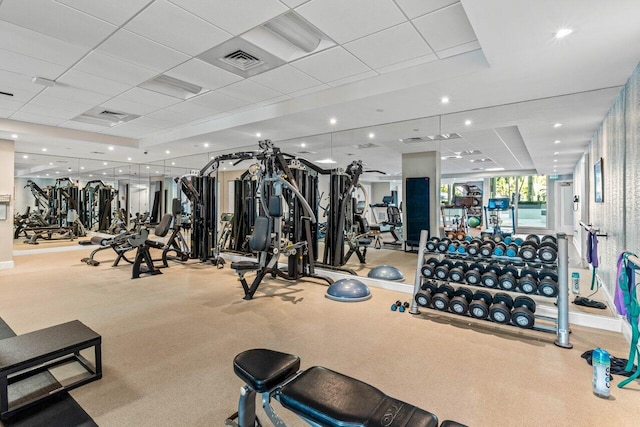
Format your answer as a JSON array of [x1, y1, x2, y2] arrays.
[[554, 180, 574, 234]]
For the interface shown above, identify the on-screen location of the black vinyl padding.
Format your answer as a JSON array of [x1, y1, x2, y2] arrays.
[[230, 261, 260, 271], [268, 195, 282, 217], [249, 217, 270, 252], [233, 349, 300, 393], [154, 213, 173, 237], [172, 198, 181, 216], [90, 236, 104, 245], [278, 366, 438, 427], [440, 420, 468, 427]]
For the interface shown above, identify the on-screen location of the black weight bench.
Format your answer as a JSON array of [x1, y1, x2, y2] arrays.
[[0, 320, 101, 422], [226, 348, 440, 427]]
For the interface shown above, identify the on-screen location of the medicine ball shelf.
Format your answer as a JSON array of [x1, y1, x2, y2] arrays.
[[410, 230, 572, 349]]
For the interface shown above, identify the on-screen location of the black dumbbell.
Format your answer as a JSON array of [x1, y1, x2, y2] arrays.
[[450, 287, 474, 315], [426, 237, 439, 252], [493, 233, 504, 243], [518, 240, 538, 260], [436, 238, 451, 253], [391, 300, 402, 311], [538, 277, 559, 297], [467, 238, 482, 256], [525, 234, 541, 245], [481, 264, 501, 288], [489, 292, 514, 324], [538, 241, 558, 263], [434, 259, 453, 281], [432, 284, 455, 311], [493, 242, 507, 256], [479, 240, 496, 257], [448, 262, 467, 283], [498, 266, 519, 291], [415, 281, 438, 307], [518, 268, 539, 294], [421, 257, 440, 279], [464, 262, 485, 286], [469, 290, 493, 319], [512, 296, 536, 328], [541, 235, 557, 245]]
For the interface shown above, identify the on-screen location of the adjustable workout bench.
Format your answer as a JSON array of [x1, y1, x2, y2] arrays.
[[226, 349, 465, 427]]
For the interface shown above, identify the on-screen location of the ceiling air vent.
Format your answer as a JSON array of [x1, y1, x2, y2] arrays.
[[470, 158, 492, 163], [402, 137, 427, 143], [71, 107, 140, 127], [297, 150, 317, 154], [356, 143, 379, 149], [198, 37, 285, 78]]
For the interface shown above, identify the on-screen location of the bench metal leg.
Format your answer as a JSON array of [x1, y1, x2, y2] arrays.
[[0, 375, 7, 418], [95, 343, 102, 378]]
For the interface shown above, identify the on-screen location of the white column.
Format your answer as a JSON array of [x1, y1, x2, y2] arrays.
[[0, 139, 15, 269]]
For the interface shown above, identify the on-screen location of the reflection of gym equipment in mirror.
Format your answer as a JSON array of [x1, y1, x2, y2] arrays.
[[79, 180, 118, 234], [16, 178, 87, 244], [483, 197, 516, 239]]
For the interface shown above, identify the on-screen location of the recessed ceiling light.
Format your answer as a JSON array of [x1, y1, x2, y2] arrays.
[[554, 159, 558, 162], [165, 150, 170, 154], [11, 134, 17, 139], [464, 120, 472, 126], [301, 142, 306, 147], [127, 157, 132, 161], [89, 174, 93, 177], [368, 132, 375, 139], [223, 167, 226, 170], [55, 171, 59, 174], [67, 167, 71, 171], [554, 140, 561, 144], [46, 173, 49, 176], [398, 139, 403, 142], [22, 155, 28, 159], [486, 167, 505, 171], [171, 162, 175, 165], [329, 118, 337, 125], [146, 166, 150, 169], [256, 132, 261, 138], [108, 146, 114, 151], [102, 172, 106, 175], [316, 158, 337, 164], [553, 123, 563, 128], [103, 162, 108, 165], [154, 170, 159, 173], [554, 28, 573, 39], [118, 169, 122, 173], [81, 166, 85, 170], [441, 96, 450, 104], [37, 175, 40, 178], [41, 148, 47, 152], [203, 143, 209, 148], [49, 162, 53, 165], [553, 152, 560, 155]]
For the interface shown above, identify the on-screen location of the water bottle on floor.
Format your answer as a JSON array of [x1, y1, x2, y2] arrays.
[[572, 272, 580, 294], [592, 348, 610, 399]]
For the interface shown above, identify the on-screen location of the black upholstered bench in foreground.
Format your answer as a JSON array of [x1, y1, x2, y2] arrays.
[[226, 348, 459, 427], [0, 320, 101, 421]]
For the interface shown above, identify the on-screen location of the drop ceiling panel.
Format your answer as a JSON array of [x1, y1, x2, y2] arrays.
[[291, 47, 371, 83], [0, 108, 13, 118], [17, 103, 82, 121], [395, 0, 459, 19], [116, 87, 183, 109], [160, 101, 220, 121], [436, 40, 481, 59], [10, 111, 65, 126], [0, 21, 87, 66], [0, 0, 117, 48], [167, 0, 288, 35], [20, 94, 92, 115], [74, 52, 158, 86], [0, 49, 68, 80], [0, 97, 24, 110], [327, 70, 378, 87], [281, 0, 310, 7], [56, 70, 130, 97], [125, 0, 232, 56], [287, 83, 329, 98], [145, 108, 197, 124], [412, 3, 477, 52], [216, 80, 283, 104], [189, 91, 249, 112], [249, 65, 322, 94], [344, 22, 433, 69], [165, 59, 242, 91], [60, 120, 109, 133], [97, 29, 189, 72], [39, 85, 112, 107], [100, 97, 161, 116], [296, 0, 406, 44], [55, 0, 153, 26], [376, 54, 438, 74]]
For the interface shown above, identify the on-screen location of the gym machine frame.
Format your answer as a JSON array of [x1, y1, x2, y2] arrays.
[[410, 230, 572, 348]]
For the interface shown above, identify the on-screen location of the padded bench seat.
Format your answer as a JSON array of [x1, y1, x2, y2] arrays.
[[0, 320, 102, 420], [230, 261, 261, 272]]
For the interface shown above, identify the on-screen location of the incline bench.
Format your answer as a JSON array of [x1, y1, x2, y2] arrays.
[[0, 319, 101, 422]]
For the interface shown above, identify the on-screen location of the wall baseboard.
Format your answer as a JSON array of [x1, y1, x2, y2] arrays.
[[0, 260, 14, 270]]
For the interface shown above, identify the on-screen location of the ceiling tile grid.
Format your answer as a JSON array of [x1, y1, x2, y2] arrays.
[[56, 70, 131, 98], [0, 0, 117, 48], [344, 22, 434, 70], [296, 0, 407, 44], [0, 48, 68, 81], [124, 0, 232, 56], [73, 52, 160, 86], [291, 46, 372, 83], [165, 59, 243, 92], [54, 0, 154, 26], [412, 2, 478, 53], [216, 80, 284, 104], [188, 91, 250, 112], [394, 0, 459, 20], [249, 65, 323, 94], [167, 0, 288, 35]]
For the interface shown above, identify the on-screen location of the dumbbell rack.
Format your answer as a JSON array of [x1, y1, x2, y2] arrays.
[[410, 230, 572, 348]]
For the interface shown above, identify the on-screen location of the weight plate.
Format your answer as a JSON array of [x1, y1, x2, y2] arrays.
[[538, 280, 559, 297], [514, 296, 536, 313], [440, 259, 454, 268], [465, 270, 482, 285], [541, 235, 557, 244], [503, 236, 513, 244], [449, 267, 465, 283], [502, 266, 519, 278], [433, 295, 450, 311], [518, 277, 538, 294], [493, 292, 514, 309], [525, 234, 541, 244], [469, 262, 484, 273], [450, 297, 469, 315], [437, 242, 448, 252], [435, 266, 449, 280], [489, 305, 511, 324], [455, 287, 474, 302], [518, 246, 537, 260], [465, 235, 473, 242], [470, 303, 489, 319], [514, 237, 524, 246], [426, 257, 440, 266], [426, 239, 438, 251], [539, 241, 558, 250], [454, 261, 467, 270], [498, 274, 517, 291], [420, 281, 437, 293], [538, 268, 559, 282], [448, 243, 458, 253], [493, 234, 503, 243], [421, 264, 435, 278], [473, 290, 494, 304], [481, 272, 498, 288], [480, 246, 493, 257], [467, 245, 480, 256], [485, 264, 502, 276], [521, 268, 539, 280], [493, 245, 505, 256], [539, 247, 557, 262]]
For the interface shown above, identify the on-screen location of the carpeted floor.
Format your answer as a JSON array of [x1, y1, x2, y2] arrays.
[[1, 245, 638, 426]]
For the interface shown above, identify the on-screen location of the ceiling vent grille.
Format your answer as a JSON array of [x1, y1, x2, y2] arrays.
[[220, 50, 264, 71], [297, 150, 317, 154], [470, 158, 492, 163], [402, 137, 426, 144], [401, 133, 462, 143], [71, 107, 140, 127], [356, 143, 379, 149]]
